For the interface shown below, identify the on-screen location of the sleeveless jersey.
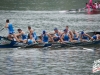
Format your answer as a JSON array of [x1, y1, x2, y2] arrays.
[[8, 23, 14, 34], [42, 34, 48, 42]]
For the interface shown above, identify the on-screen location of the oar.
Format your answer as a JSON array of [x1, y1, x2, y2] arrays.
[[0, 28, 4, 32]]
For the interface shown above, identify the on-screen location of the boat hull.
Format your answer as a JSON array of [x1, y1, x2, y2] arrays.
[[0, 36, 24, 48]]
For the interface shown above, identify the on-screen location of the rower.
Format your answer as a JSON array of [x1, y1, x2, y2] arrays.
[[52, 28, 62, 42], [99, 2, 100, 8], [4, 19, 19, 42], [41, 30, 53, 43], [95, 2, 99, 9], [65, 26, 73, 39], [80, 31, 92, 42], [61, 29, 72, 43], [86, 3, 91, 9], [16, 29, 27, 43], [72, 30, 79, 40], [92, 3, 96, 9], [28, 26, 37, 41], [91, 33, 100, 41], [27, 34, 36, 45]]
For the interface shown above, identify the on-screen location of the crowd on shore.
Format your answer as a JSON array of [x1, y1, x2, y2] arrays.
[[4, 19, 100, 44]]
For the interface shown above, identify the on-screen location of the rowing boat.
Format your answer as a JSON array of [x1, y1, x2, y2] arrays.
[[65, 8, 100, 14], [85, 8, 100, 14], [0, 32, 100, 48]]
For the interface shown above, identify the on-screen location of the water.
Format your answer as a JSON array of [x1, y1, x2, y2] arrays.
[[0, 0, 100, 75]]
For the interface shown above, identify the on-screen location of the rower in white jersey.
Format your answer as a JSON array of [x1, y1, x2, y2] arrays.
[[4, 19, 19, 42]]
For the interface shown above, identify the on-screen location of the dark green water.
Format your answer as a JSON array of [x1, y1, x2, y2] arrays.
[[0, 0, 100, 75], [0, 0, 99, 10]]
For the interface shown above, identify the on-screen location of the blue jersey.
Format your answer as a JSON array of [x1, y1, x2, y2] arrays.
[[8, 23, 14, 34], [82, 35, 89, 40], [42, 34, 48, 42], [27, 39, 33, 45], [22, 34, 27, 40], [73, 34, 78, 40], [92, 35, 97, 40], [54, 33, 60, 37], [63, 34, 69, 41], [53, 33, 60, 42], [32, 32, 37, 40]]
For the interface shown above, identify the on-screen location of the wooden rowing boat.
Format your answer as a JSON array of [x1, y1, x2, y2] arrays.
[[0, 32, 100, 48]]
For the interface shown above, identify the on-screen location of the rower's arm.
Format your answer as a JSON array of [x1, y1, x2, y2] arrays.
[[16, 32, 23, 37], [30, 30, 33, 35], [48, 34, 54, 42], [40, 34, 43, 41], [60, 35, 64, 42], [69, 31, 74, 38], [5, 23, 8, 28], [69, 34, 73, 42], [76, 32, 79, 38], [85, 34, 92, 40], [80, 35, 83, 41]]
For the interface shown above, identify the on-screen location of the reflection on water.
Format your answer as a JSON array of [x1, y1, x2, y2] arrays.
[[0, 0, 98, 10], [0, 48, 100, 75]]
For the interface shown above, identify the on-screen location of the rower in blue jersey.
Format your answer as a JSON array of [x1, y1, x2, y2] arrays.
[[72, 30, 79, 40], [5, 19, 19, 41], [91, 32, 100, 41], [16, 29, 27, 43], [41, 30, 53, 43], [66, 26, 73, 39], [27, 34, 36, 45], [28, 26, 38, 40], [61, 29, 72, 43], [52, 28, 62, 42], [80, 31, 92, 41], [91, 35, 97, 41]]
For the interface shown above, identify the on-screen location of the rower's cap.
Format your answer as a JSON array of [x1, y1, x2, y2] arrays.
[[17, 29, 22, 31], [64, 29, 67, 32], [54, 28, 58, 30], [81, 31, 84, 34], [92, 35, 97, 40], [43, 30, 46, 34]]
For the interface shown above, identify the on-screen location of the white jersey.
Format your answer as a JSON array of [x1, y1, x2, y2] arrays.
[[99, 4, 100, 8], [95, 3, 98, 9]]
